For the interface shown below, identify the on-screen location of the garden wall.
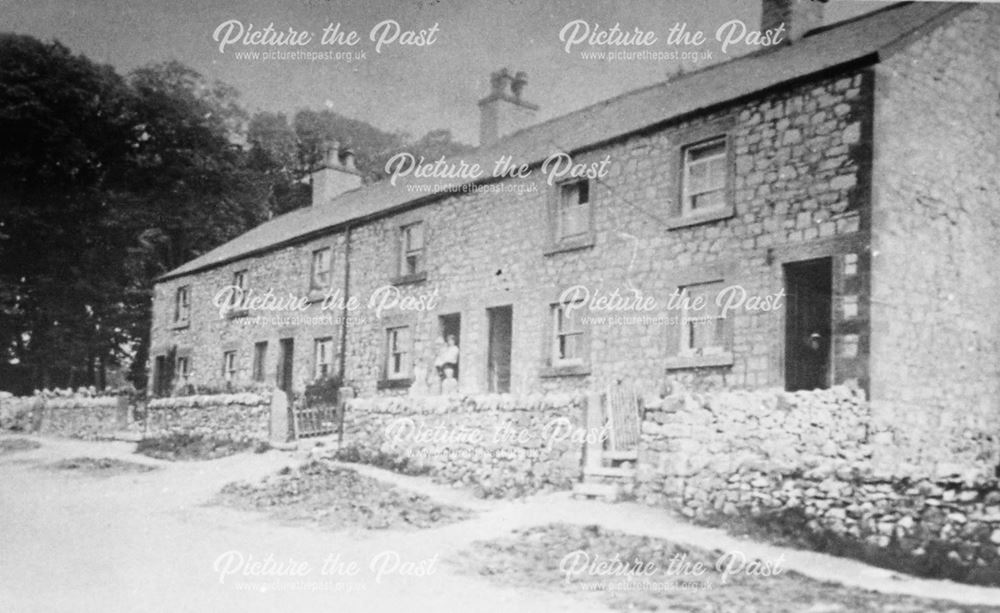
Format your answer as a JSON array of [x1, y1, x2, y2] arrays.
[[144, 392, 273, 444], [0, 390, 130, 439], [636, 385, 1000, 583], [338, 393, 588, 498]]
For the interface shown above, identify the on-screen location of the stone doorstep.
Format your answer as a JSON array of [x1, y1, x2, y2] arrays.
[[584, 466, 637, 479]]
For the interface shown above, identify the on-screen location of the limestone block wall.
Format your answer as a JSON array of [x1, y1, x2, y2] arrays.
[[869, 4, 1000, 470], [144, 392, 272, 444], [338, 393, 587, 497]]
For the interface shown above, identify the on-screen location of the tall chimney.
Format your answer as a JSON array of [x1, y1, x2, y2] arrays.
[[311, 140, 362, 205], [761, 0, 825, 43], [478, 68, 538, 147]]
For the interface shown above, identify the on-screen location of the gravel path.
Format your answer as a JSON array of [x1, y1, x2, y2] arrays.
[[2, 434, 1000, 612]]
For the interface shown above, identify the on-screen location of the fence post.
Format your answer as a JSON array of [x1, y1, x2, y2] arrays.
[[584, 392, 604, 474]]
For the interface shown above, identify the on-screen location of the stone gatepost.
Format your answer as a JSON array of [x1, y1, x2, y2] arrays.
[[269, 391, 291, 443]]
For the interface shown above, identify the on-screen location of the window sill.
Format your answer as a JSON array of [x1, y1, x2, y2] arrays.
[[665, 206, 734, 230], [377, 377, 413, 390], [170, 320, 190, 331], [544, 236, 595, 257], [665, 352, 734, 370], [540, 363, 591, 378], [391, 271, 428, 286]]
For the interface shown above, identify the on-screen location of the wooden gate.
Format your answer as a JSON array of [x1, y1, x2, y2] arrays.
[[291, 401, 338, 439], [604, 381, 641, 462]]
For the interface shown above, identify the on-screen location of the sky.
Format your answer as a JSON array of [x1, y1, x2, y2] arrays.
[[4, 0, 891, 145]]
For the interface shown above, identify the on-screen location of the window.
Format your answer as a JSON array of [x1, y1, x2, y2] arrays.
[[311, 248, 332, 289], [551, 303, 585, 365], [681, 138, 727, 215], [557, 180, 591, 241], [385, 326, 411, 379], [222, 351, 237, 381], [313, 337, 334, 379], [399, 222, 424, 276], [678, 281, 730, 356], [233, 270, 248, 292], [174, 286, 190, 323], [252, 342, 267, 382], [176, 356, 190, 379]]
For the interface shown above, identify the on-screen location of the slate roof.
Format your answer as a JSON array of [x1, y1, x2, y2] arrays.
[[159, 1, 964, 281]]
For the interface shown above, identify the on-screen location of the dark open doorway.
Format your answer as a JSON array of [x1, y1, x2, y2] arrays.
[[277, 338, 294, 392], [784, 258, 832, 391], [487, 305, 512, 393]]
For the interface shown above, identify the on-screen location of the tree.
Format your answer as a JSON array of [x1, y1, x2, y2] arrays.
[[0, 34, 135, 391]]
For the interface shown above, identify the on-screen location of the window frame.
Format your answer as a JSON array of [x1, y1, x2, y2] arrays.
[[384, 325, 412, 381], [545, 178, 595, 255], [310, 247, 333, 290], [541, 298, 591, 377], [681, 137, 728, 217], [397, 222, 426, 280], [551, 303, 585, 367], [313, 337, 334, 380], [665, 277, 735, 370], [173, 285, 191, 325], [222, 350, 237, 382], [176, 355, 190, 379], [667, 128, 736, 230], [232, 269, 248, 292]]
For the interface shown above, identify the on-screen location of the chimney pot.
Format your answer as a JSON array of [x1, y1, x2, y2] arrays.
[[761, 0, 825, 43], [478, 68, 538, 147]]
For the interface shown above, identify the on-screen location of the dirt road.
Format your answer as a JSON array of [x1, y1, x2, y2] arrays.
[[3, 435, 1000, 613]]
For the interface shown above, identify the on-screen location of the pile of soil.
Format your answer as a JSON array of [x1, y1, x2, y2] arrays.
[[48, 457, 157, 476], [216, 460, 471, 530], [457, 523, 995, 613], [0, 438, 41, 454], [136, 433, 269, 461]]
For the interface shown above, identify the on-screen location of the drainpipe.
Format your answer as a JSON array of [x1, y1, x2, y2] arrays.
[[337, 223, 352, 448]]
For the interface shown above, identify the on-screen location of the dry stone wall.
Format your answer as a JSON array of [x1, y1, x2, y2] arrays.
[[339, 393, 587, 498], [637, 385, 1000, 581], [144, 392, 272, 444]]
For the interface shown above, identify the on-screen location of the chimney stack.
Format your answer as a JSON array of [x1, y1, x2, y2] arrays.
[[761, 0, 825, 43], [311, 140, 362, 205], [478, 68, 539, 147]]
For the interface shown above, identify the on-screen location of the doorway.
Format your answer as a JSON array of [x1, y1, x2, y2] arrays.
[[152, 355, 169, 396], [784, 258, 832, 391], [486, 306, 512, 393], [277, 338, 294, 392]]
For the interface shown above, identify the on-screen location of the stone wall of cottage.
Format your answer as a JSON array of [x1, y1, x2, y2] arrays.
[[151, 66, 871, 397], [869, 5, 1000, 471], [150, 233, 348, 395], [341, 67, 870, 396]]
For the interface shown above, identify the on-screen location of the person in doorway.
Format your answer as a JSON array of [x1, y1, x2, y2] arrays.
[[435, 334, 460, 381], [441, 365, 459, 395]]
